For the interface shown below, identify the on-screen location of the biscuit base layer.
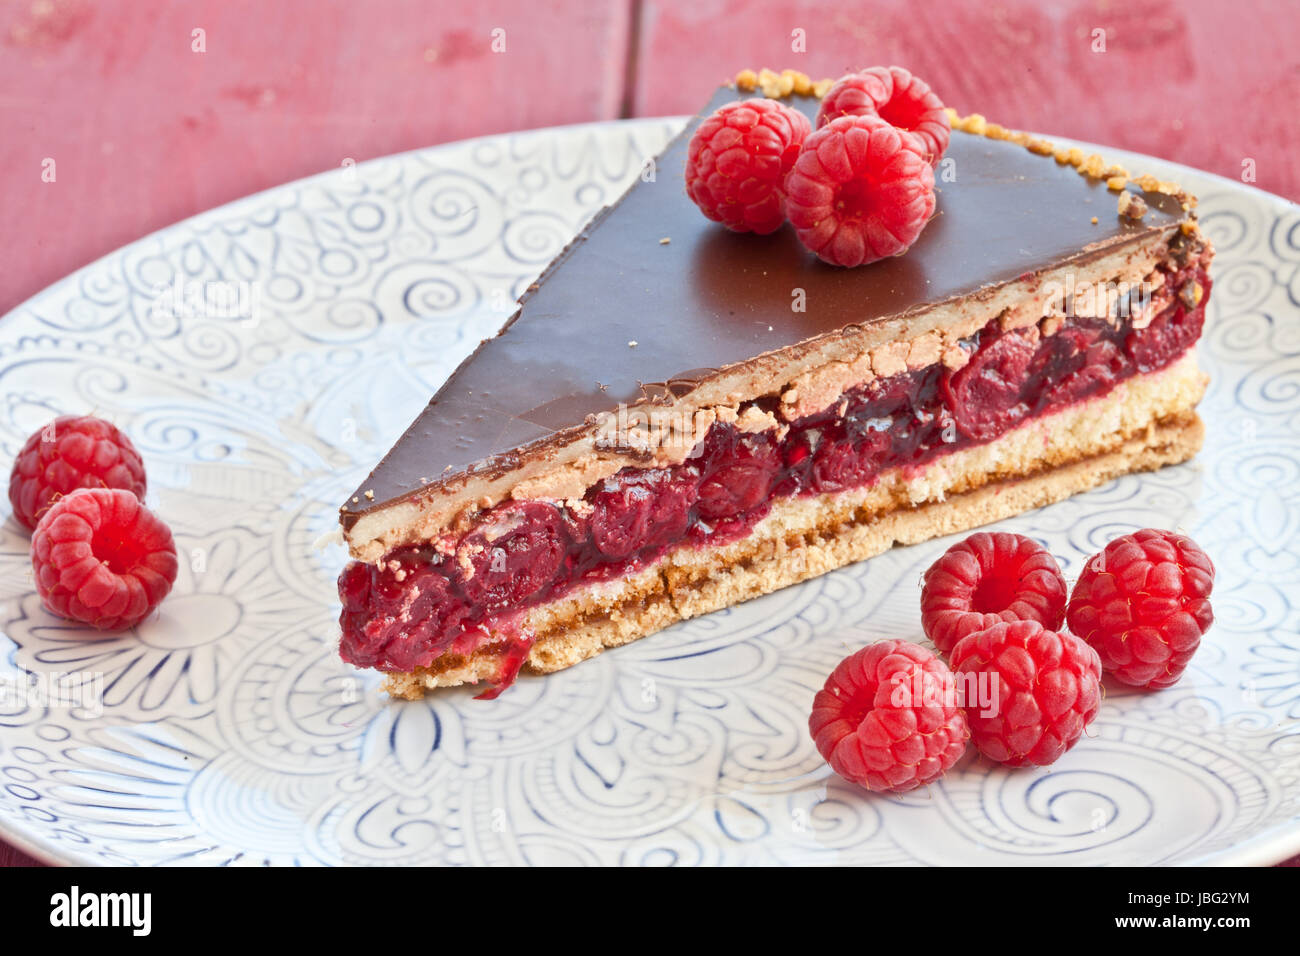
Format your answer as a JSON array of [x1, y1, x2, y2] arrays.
[[383, 360, 1206, 699]]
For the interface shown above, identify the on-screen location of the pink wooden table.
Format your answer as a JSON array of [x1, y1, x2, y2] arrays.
[[2, 0, 1297, 866]]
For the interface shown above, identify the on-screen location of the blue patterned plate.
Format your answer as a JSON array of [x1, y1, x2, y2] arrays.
[[1, 120, 1298, 866]]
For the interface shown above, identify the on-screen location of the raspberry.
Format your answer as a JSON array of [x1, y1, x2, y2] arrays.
[[809, 640, 969, 793], [684, 98, 811, 234], [8, 415, 147, 531], [920, 531, 1068, 656], [453, 501, 569, 610], [31, 488, 177, 631], [816, 67, 951, 164], [1066, 529, 1215, 689], [950, 620, 1102, 767], [784, 114, 936, 267]]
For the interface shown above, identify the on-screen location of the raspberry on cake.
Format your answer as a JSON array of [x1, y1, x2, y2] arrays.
[[784, 113, 937, 267], [684, 98, 810, 234], [816, 66, 951, 164], [336, 68, 1215, 699]]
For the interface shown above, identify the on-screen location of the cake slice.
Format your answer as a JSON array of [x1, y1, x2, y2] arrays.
[[336, 69, 1213, 699]]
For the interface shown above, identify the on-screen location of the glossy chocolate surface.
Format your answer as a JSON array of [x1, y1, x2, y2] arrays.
[[341, 86, 1185, 524]]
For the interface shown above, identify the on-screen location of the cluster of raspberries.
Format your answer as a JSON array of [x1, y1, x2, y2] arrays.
[[8, 415, 178, 630], [684, 66, 948, 267], [811, 529, 1215, 793]]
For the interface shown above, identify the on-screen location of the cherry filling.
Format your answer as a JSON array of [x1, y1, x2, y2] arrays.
[[591, 467, 698, 558], [696, 428, 780, 520], [340, 263, 1211, 687], [455, 501, 572, 609]]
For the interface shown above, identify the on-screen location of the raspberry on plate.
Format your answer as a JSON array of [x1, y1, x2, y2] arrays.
[[8, 414, 147, 531], [920, 531, 1068, 656], [684, 97, 811, 234], [784, 114, 936, 267], [950, 620, 1102, 767], [32, 488, 178, 631], [1066, 528, 1215, 689], [816, 66, 951, 164], [809, 639, 969, 793]]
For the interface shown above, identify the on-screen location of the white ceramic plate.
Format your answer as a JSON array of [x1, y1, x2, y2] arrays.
[[1, 119, 1298, 866]]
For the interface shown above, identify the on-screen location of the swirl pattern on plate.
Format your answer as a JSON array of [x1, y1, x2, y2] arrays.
[[0, 124, 1298, 865]]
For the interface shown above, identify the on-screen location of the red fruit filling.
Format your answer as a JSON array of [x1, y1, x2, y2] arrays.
[[339, 261, 1211, 691], [591, 467, 698, 559], [942, 325, 1038, 440], [473, 630, 537, 701], [695, 428, 779, 522], [455, 501, 572, 609]]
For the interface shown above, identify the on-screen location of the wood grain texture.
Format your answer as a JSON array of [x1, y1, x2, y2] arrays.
[[0, 0, 631, 315], [0, 843, 41, 867], [634, 0, 1299, 201], [1, 0, 1297, 868]]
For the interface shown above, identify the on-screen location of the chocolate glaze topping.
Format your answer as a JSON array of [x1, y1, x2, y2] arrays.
[[340, 85, 1185, 527]]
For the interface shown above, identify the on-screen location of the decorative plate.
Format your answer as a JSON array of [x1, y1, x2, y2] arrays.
[[1, 119, 1298, 866]]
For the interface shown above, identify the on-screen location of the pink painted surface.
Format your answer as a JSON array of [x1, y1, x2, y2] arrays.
[[1, 0, 1296, 867], [634, 0, 1300, 202], [0, 0, 630, 316]]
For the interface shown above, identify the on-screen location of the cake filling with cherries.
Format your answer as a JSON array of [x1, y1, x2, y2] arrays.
[[336, 68, 1214, 699], [339, 253, 1211, 691]]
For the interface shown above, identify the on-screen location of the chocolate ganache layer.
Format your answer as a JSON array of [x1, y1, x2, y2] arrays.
[[340, 84, 1186, 532]]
